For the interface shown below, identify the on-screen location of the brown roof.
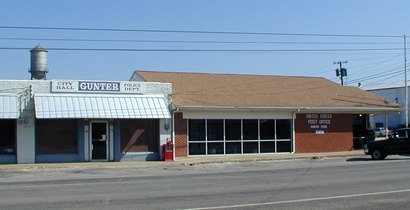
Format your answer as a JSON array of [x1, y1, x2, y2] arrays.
[[133, 71, 400, 112]]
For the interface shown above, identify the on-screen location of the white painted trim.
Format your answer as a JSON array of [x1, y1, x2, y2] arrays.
[[176, 105, 401, 114], [172, 112, 176, 161], [292, 112, 296, 154], [183, 110, 293, 119]]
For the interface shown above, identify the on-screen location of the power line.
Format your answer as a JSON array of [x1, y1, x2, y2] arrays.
[[0, 25, 402, 38], [357, 72, 403, 87], [0, 47, 403, 52], [351, 62, 403, 78], [0, 37, 403, 45], [305, 55, 402, 77], [351, 64, 404, 81], [348, 54, 402, 70], [349, 67, 404, 84], [348, 58, 403, 79]]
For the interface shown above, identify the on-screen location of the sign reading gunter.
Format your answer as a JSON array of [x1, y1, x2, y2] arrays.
[[79, 81, 120, 92], [52, 80, 145, 94]]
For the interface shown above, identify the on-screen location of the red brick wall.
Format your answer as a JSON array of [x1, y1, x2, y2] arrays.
[[174, 112, 188, 157], [295, 113, 353, 153]]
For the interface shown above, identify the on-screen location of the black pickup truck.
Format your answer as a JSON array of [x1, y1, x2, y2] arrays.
[[363, 128, 410, 160]]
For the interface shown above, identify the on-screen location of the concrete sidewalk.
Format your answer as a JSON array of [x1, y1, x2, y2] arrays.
[[177, 150, 365, 165], [0, 150, 365, 171]]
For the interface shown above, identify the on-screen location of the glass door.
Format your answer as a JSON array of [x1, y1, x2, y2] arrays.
[[90, 121, 108, 161]]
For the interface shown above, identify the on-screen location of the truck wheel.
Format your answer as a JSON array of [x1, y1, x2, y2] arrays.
[[371, 149, 386, 160]]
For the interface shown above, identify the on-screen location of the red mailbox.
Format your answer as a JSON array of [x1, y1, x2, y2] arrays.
[[163, 139, 174, 161]]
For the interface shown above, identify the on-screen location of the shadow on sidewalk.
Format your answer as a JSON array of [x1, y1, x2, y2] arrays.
[[346, 157, 371, 162]]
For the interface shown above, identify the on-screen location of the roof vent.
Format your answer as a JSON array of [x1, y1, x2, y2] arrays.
[[29, 44, 48, 80]]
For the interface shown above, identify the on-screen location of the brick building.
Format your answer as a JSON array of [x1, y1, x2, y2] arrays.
[[131, 71, 401, 158]]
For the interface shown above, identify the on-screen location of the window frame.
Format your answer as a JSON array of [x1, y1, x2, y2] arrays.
[[35, 119, 78, 154], [0, 119, 16, 154], [188, 118, 292, 156]]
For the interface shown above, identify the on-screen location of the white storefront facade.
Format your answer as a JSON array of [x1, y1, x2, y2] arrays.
[[0, 79, 172, 164]]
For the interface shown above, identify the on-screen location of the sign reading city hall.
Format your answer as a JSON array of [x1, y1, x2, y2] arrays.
[[51, 80, 145, 94], [306, 114, 332, 135]]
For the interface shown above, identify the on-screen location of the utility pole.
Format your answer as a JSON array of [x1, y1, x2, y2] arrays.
[[404, 35, 408, 128], [334, 61, 348, 85]]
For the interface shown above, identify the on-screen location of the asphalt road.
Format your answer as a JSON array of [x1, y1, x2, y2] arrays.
[[1, 155, 410, 210]]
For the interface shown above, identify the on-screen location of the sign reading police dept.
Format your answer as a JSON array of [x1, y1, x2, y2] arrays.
[[52, 80, 145, 94]]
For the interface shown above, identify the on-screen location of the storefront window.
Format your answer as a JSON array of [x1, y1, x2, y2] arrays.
[[207, 120, 224, 155], [243, 119, 258, 140], [207, 142, 224, 155], [188, 118, 292, 156], [260, 141, 275, 153], [36, 119, 77, 154], [189, 120, 205, 141], [260, 120, 275, 140], [277, 119, 291, 139], [225, 120, 241, 141], [276, 119, 292, 152], [207, 120, 223, 141], [188, 120, 206, 155], [277, 141, 291, 152], [243, 142, 258, 153], [120, 119, 159, 153], [0, 120, 16, 154], [226, 142, 241, 154], [189, 143, 206, 155]]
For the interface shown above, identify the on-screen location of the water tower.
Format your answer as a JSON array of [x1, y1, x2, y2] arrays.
[[29, 44, 48, 80]]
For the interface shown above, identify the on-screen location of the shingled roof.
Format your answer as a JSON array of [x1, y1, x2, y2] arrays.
[[132, 71, 401, 113]]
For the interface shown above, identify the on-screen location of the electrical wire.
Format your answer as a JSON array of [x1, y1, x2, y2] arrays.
[[301, 54, 402, 77], [348, 54, 402, 70], [348, 60, 404, 79], [0, 47, 403, 52], [0, 37, 404, 45], [0, 25, 407, 90], [0, 25, 402, 38], [349, 67, 404, 84], [360, 73, 403, 85]]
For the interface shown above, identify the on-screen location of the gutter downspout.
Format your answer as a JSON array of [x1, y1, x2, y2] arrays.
[[172, 107, 179, 161], [172, 110, 175, 161], [291, 109, 300, 154]]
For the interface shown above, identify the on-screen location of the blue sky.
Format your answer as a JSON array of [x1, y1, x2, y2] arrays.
[[1, 0, 409, 88]]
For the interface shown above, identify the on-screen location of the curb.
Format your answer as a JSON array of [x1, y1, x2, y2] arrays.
[[0, 151, 365, 171], [177, 151, 365, 166]]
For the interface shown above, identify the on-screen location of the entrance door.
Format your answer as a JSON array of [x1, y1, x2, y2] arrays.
[[90, 121, 109, 161]]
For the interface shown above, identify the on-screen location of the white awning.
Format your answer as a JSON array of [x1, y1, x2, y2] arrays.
[[0, 94, 18, 119], [34, 93, 171, 119]]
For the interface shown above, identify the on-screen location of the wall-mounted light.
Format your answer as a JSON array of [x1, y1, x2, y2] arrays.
[[164, 121, 170, 130], [18, 118, 27, 124]]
